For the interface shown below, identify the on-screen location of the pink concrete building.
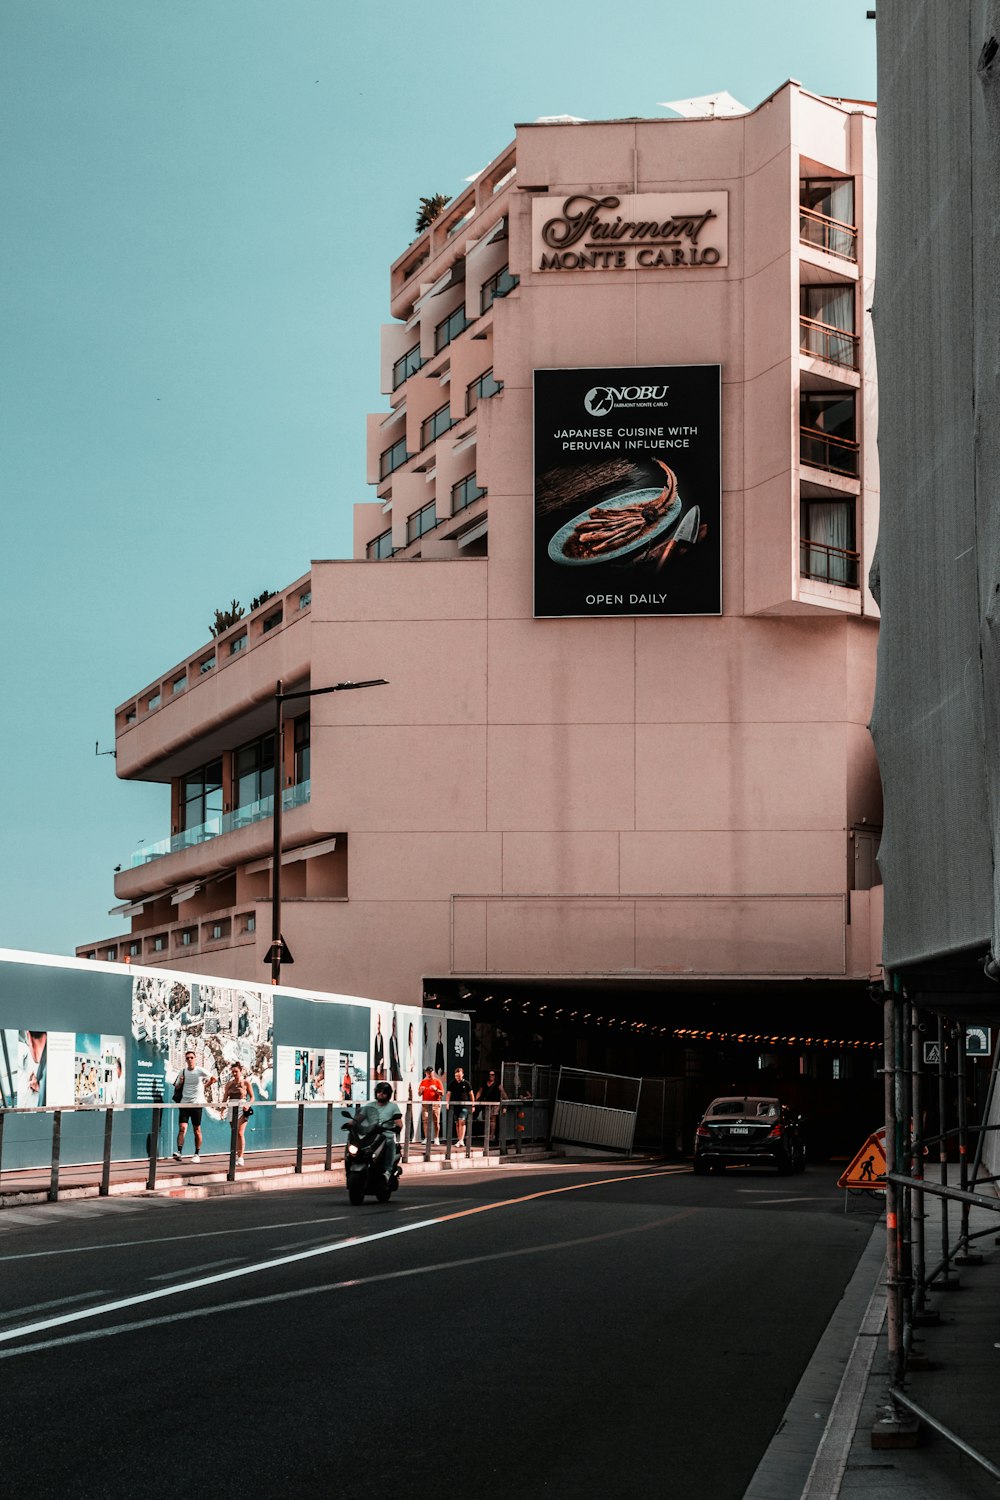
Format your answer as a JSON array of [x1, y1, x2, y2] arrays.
[[80, 82, 882, 1096]]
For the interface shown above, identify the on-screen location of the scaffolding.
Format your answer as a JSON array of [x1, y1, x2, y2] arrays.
[[880, 983, 1000, 1481]]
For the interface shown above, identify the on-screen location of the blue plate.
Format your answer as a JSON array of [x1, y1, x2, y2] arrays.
[[547, 486, 682, 567]]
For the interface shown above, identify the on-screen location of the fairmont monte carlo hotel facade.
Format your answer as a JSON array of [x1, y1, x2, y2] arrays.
[[80, 81, 883, 1080]]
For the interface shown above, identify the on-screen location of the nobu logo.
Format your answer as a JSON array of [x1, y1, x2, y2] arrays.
[[584, 385, 669, 414]]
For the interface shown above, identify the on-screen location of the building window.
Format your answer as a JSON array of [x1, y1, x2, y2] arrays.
[[800, 391, 858, 477], [84, 950, 96, 960], [451, 473, 486, 514], [181, 758, 223, 831], [127, 941, 140, 958], [171, 675, 186, 695], [800, 178, 856, 260], [198, 655, 215, 675], [299, 590, 312, 609], [262, 609, 282, 634], [294, 714, 310, 784], [245, 913, 256, 934], [480, 265, 518, 313], [179, 929, 195, 947], [366, 528, 394, 560], [466, 368, 502, 415], [125, 708, 137, 724], [230, 633, 247, 655], [392, 342, 425, 390], [421, 401, 457, 448], [104, 948, 116, 961], [235, 733, 275, 809], [146, 692, 161, 711], [380, 436, 410, 479], [800, 499, 859, 586], [152, 935, 167, 953], [800, 285, 858, 369], [434, 305, 470, 354], [406, 501, 437, 544]]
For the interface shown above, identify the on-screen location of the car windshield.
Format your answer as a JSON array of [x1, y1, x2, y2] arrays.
[[706, 1097, 779, 1119]]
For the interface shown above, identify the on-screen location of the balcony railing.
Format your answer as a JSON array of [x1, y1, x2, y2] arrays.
[[127, 780, 311, 867], [799, 206, 858, 262], [799, 316, 859, 371], [800, 539, 860, 588], [799, 424, 860, 478]]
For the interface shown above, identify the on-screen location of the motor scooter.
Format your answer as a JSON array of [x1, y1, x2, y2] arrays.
[[342, 1104, 402, 1205]]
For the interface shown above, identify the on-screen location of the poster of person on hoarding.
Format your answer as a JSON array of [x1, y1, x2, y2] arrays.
[[533, 364, 721, 618]]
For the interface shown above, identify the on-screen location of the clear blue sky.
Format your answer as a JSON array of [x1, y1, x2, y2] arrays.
[[1, 1, 877, 957]]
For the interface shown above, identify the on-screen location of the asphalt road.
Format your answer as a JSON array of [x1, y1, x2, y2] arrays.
[[0, 1162, 878, 1499]]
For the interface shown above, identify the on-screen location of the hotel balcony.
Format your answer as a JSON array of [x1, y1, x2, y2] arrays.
[[799, 315, 859, 372], [127, 780, 311, 868], [799, 424, 860, 479]]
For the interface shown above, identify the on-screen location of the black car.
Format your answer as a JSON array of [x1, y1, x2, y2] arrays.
[[693, 1095, 805, 1175]]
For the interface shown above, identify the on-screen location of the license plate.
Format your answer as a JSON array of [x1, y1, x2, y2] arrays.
[[730, 1126, 749, 1135]]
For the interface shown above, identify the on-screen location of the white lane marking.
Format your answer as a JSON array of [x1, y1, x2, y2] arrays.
[[0, 1214, 351, 1264], [0, 1210, 696, 1359], [745, 1196, 831, 1205], [148, 1258, 244, 1282], [0, 1291, 111, 1322], [0, 1164, 682, 1346]]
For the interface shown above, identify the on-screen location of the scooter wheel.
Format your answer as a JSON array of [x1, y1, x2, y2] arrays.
[[348, 1182, 366, 1205], [374, 1184, 392, 1203]]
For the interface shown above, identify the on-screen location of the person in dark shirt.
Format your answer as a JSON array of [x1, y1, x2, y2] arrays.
[[476, 1069, 508, 1145], [446, 1066, 475, 1150]]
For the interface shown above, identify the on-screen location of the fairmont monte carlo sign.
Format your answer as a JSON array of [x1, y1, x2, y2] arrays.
[[531, 191, 728, 271]]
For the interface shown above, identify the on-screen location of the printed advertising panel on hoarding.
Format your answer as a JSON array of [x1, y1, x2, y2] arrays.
[[531, 192, 729, 273], [534, 365, 722, 618]]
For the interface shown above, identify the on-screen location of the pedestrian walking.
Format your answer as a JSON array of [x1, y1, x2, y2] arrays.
[[417, 1065, 443, 1143], [221, 1061, 255, 1167], [476, 1069, 508, 1145], [172, 1049, 217, 1162], [446, 1066, 475, 1150]]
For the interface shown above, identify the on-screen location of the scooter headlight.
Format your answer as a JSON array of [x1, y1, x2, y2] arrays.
[[347, 1143, 359, 1155]]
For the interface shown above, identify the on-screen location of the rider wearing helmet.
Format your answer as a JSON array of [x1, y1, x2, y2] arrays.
[[372, 1081, 403, 1182]]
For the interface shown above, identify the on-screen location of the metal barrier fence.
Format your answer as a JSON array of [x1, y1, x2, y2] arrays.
[[881, 994, 1000, 1483], [0, 1096, 553, 1202]]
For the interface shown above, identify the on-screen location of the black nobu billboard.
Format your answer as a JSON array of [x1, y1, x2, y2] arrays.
[[533, 364, 721, 618]]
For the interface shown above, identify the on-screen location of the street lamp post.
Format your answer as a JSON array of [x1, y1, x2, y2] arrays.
[[268, 675, 388, 986]]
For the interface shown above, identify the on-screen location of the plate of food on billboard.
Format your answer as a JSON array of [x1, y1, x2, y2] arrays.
[[534, 364, 721, 617]]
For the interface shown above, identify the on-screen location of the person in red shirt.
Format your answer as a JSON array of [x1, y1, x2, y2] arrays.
[[417, 1065, 443, 1144]]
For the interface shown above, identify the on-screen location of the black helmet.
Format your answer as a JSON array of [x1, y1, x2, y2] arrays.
[[374, 1082, 392, 1102]]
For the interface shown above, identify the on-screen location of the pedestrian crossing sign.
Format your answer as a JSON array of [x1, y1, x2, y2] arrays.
[[837, 1130, 887, 1191], [923, 1040, 942, 1065]]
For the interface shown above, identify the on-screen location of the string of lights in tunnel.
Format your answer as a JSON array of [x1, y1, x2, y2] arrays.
[[426, 994, 881, 1050]]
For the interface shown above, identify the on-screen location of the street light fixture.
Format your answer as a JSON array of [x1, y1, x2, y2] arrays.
[[267, 675, 388, 986]]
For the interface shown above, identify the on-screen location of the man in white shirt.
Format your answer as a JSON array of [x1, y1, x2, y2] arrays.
[[172, 1048, 217, 1162]]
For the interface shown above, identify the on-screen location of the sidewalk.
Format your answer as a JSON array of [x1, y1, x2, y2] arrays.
[[746, 1190, 1000, 1500], [0, 1139, 556, 1207]]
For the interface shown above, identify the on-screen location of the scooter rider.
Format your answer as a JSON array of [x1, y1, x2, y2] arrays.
[[372, 1081, 403, 1182]]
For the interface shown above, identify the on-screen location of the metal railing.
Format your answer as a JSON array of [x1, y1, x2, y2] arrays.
[[879, 992, 1000, 1482], [0, 1095, 552, 1202], [800, 538, 860, 587], [127, 780, 310, 867], [799, 314, 859, 370], [799, 424, 860, 478], [799, 205, 858, 261]]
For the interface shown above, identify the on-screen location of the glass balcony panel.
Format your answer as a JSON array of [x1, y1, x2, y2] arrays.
[[126, 780, 311, 867]]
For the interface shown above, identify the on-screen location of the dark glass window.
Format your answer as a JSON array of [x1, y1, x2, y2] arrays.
[[480, 265, 518, 313], [800, 392, 858, 477], [407, 501, 437, 544], [434, 305, 471, 353], [181, 759, 223, 831], [235, 734, 275, 809], [799, 178, 857, 259], [380, 437, 409, 479], [294, 714, 311, 784], [466, 368, 502, 414], [366, 528, 394, 560], [421, 401, 456, 448], [451, 473, 486, 513], [800, 285, 857, 368], [392, 343, 424, 389]]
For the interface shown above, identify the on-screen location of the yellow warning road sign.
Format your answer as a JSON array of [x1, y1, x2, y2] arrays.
[[837, 1130, 887, 1190]]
